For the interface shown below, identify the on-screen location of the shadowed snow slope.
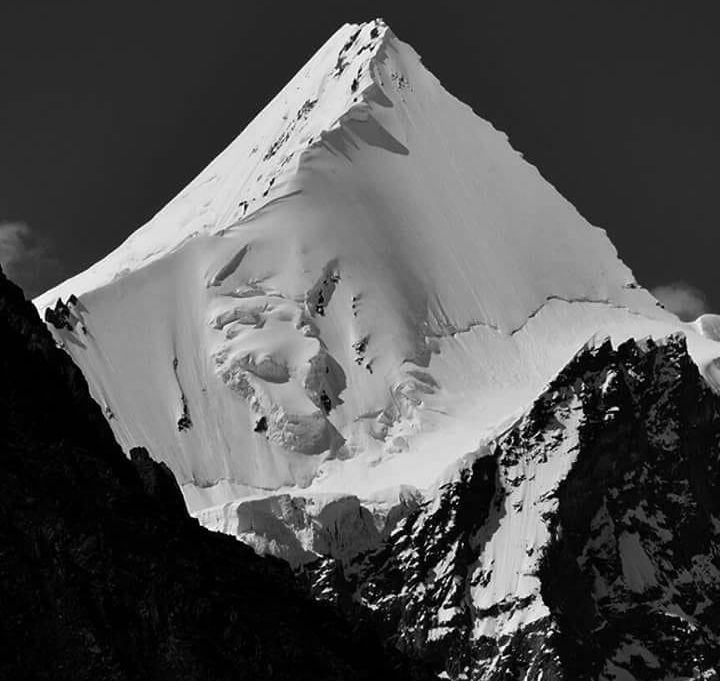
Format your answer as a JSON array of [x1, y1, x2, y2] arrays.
[[36, 20, 720, 519]]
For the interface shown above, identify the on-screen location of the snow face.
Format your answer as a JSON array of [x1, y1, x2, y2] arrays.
[[470, 394, 584, 641], [35, 20, 720, 516]]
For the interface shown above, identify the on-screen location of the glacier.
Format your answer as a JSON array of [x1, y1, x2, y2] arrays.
[[35, 19, 719, 554]]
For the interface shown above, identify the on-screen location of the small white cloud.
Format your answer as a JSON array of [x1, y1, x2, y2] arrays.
[[0, 221, 61, 297], [651, 281, 709, 321], [0, 222, 32, 266]]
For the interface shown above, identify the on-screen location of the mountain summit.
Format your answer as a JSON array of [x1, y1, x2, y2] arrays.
[[30, 19, 720, 680]]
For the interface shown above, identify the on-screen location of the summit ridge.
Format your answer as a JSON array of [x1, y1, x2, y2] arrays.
[[37, 20, 392, 300]]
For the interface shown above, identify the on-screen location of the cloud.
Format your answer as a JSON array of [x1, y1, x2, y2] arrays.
[[0, 221, 62, 297], [651, 281, 709, 321]]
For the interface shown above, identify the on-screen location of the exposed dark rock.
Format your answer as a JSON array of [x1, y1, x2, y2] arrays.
[[176, 394, 192, 431], [306, 262, 340, 318], [319, 391, 332, 414], [0, 265, 432, 681], [129, 447, 188, 520], [352, 336, 368, 365], [538, 335, 720, 679], [303, 335, 720, 680], [43, 297, 74, 330]]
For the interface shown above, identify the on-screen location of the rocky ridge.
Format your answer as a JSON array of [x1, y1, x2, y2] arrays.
[[302, 334, 720, 680]]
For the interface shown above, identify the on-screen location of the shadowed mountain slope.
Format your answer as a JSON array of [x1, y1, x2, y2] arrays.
[[0, 264, 430, 680]]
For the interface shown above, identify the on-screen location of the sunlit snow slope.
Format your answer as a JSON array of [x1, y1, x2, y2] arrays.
[[36, 20, 719, 515]]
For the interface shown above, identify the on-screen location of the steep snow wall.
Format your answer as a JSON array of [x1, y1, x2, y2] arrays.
[[36, 20, 720, 514]]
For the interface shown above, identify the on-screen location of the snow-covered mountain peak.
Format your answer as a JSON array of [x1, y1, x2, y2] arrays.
[[35, 22, 719, 516], [37, 19, 393, 302]]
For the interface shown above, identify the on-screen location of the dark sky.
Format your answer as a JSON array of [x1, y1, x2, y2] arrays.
[[1, 1, 718, 314]]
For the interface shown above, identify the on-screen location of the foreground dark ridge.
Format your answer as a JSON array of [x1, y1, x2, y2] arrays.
[[306, 334, 720, 680], [0, 264, 431, 680]]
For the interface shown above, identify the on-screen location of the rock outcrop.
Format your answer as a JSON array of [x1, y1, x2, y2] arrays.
[[304, 335, 720, 680]]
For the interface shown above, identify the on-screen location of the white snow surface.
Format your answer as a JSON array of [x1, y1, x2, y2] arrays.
[[471, 396, 584, 641], [35, 20, 720, 517], [693, 314, 720, 342]]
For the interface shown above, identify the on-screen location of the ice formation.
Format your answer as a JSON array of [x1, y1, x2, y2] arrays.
[[36, 19, 719, 528]]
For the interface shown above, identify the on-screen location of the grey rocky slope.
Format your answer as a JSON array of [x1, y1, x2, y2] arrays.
[[303, 334, 720, 680]]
